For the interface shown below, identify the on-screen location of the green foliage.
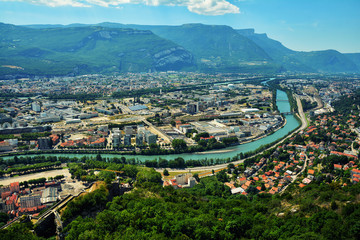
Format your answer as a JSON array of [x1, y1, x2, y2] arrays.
[[301, 99, 317, 111], [57, 171, 360, 240], [0, 222, 40, 240], [193, 173, 200, 182], [163, 169, 169, 176], [194, 132, 210, 142], [216, 169, 229, 183], [61, 184, 109, 224], [0, 212, 9, 227], [222, 137, 239, 146], [136, 168, 162, 186], [171, 139, 188, 153], [0, 23, 193, 76]]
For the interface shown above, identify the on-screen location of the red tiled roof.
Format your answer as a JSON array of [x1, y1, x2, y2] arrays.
[[334, 164, 342, 170]]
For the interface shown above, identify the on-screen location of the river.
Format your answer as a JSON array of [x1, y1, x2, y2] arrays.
[[1, 86, 300, 162]]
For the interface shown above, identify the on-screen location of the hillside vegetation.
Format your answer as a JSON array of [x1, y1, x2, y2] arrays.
[[1, 22, 360, 76]]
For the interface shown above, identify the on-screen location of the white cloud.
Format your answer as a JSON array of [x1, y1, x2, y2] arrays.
[[0, 0, 240, 15], [187, 0, 240, 15], [3, 0, 90, 7]]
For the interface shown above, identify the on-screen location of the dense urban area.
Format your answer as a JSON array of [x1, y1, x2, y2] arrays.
[[2, 72, 360, 239]]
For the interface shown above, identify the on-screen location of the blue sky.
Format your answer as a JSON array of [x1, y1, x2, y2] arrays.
[[0, 0, 359, 53]]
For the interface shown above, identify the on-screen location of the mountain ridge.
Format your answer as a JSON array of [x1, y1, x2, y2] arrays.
[[1, 22, 359, 76], [0, 23, 195, 76]]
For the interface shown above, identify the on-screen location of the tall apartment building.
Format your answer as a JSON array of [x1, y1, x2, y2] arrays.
[[38, 137, 52, 150]]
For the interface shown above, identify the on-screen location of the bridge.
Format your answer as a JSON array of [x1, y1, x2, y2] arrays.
[[282, 112, 295, 115], [277, 99, 289, 102]]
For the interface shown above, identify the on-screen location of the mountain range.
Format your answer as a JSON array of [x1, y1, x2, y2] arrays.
[[0, 22, 359, 76]]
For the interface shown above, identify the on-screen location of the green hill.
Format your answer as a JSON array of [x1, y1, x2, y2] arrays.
[[293, 50, 359, 73], [0, 23, 195, 76], [85, 23, 279, 73], [345, 53, 360, 69], [237, 29, 314, 72], [237, 29, 359, 73], [4, 22, 360, 75]]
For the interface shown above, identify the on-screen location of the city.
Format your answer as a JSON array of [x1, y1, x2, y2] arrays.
[[1, 0, 360, 239]]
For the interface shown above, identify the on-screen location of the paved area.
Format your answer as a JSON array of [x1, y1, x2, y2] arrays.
[[0, 168, 71, 186]]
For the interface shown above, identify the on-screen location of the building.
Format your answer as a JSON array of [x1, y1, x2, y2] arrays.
[[20, 195, 41, 208], [145, 133, 157, 145], [0, 141, 12, 152], [50, 134, 60, 145], [90, 138, 106, 147], [166, 173, 197, 189], [98, 125, 108, 132], [32, 102, 41, 112], [38, 137, 52, 150], [128, 105, 148, 111], [241, 108, 260, 113], [9, 182, 20, 193], [124, 126, 134, 135], [112, 132, 121, 147], [79, 112, 98, 119], [36, 115, 61, 123], [41, 187, 58, 204], [95, 107, 114, 115], [124, 134, 131, 146], [186, 103, 198, 114], [136, 134, 144, 146]]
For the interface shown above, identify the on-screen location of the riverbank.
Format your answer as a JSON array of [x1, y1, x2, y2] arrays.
[[197, 117, 288, 155], [0, 90, 301, 164], [0, 112, 288, 159], [162, 96, 306, 173]]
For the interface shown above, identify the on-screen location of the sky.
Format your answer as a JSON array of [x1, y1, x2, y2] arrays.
[[0, 0, 359, 53]]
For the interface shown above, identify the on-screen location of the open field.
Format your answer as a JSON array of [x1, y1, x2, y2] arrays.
[[160, 170, 204, 181]]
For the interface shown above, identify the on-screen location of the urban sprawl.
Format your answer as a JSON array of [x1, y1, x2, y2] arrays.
[[1, 72, 360, 225]]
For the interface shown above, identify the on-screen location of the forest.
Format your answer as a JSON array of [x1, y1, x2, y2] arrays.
[[3, 171, 360, 240]]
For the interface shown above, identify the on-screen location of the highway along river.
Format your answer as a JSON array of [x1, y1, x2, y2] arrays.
[[2, 89, 300, 162]]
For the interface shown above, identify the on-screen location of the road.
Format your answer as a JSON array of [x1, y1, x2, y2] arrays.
[[141, 117, 173, 143], [295, 94, 308, 131]]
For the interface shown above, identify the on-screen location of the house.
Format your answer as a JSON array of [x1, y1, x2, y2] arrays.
[[224, 182, 235, 189], [308, 169, 315, 175], [231, 187, 245, 195], [334, 164, 343, 170], [302, 178, 312, 184]]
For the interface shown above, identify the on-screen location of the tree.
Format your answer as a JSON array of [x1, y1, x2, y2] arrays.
[[193, 173, 200, 182], [136, 168, 162, 185], [172, 139, 188, 152], [158, 159, 169, 168], [216, 170, 229, 183], [163, 169, 169, 176], [170, 120, 176, 127]]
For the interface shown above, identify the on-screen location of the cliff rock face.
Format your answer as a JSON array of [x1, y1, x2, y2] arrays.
[[153, 47, 194, 71]]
